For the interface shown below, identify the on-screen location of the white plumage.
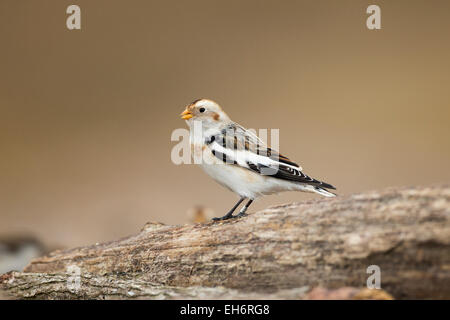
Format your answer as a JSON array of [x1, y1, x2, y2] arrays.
[[181, 98, 336, 220]]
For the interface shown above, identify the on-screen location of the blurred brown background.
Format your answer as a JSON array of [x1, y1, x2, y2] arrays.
[[1, 0, 449, 249]]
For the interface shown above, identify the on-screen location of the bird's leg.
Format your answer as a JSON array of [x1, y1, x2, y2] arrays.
[[236, 199, 253, 217], [212, 197, 245, 221]]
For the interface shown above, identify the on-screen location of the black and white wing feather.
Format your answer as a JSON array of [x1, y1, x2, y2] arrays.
[[206, 123, 336, 190]]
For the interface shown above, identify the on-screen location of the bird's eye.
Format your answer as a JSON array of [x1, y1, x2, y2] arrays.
[[199, 107, 206, 113]]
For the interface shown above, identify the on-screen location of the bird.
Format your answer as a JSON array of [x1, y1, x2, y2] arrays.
[[180, 98, 336, 221]]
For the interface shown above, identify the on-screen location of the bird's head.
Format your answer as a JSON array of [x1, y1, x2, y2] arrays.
[[180, 99, 230, 127]]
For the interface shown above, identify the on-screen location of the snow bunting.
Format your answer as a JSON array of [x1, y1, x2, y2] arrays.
[[180, 98, 336, 220]]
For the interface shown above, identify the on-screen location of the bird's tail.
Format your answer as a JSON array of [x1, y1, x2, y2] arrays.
[[299, 184, 337, 197], [312, 186, 336, 197]]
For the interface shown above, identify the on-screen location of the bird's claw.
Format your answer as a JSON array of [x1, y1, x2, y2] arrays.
[[212, 215, 233, 221], [212, 212, 247, 221]]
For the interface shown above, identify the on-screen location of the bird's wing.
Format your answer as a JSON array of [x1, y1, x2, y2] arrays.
[[206, 123, 336, 190]]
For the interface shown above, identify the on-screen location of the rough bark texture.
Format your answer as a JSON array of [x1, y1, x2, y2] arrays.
[[1, 185, 449, 299]]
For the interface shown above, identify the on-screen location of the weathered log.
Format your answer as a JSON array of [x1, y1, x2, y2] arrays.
[[1, 185, 449, 299]]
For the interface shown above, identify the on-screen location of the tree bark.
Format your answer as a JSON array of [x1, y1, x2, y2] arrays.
[[1, 185, 449, 299]]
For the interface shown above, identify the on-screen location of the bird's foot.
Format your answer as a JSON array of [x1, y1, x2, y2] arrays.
[[212, 212, 248, 221], [212, 198, 249, 221], [212, 214, 234, 221], [235, 211, 248, 218]]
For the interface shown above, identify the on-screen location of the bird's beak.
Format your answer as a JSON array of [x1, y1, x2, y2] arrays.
[[180, 108, 193, 120]]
